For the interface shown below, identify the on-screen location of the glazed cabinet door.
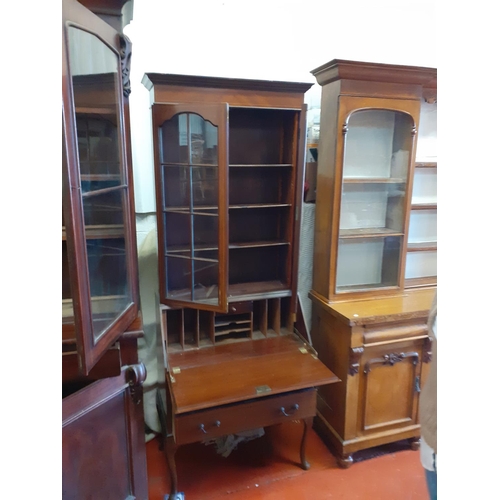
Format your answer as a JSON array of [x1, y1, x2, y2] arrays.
[[357, 341, 422, 435], [62, 0, 139, 374], [152, 103, 229, 312], [332, 97, 420, 296]]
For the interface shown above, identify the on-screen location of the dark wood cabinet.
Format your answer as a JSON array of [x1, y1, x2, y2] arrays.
[[62, 0, 147, 497], [308, 59, 437, 467], [142, 73, 340, 498]]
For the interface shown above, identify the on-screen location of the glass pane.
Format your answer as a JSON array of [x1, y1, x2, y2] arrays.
[[163, 166, 190, 209], [165, 256, 193, 301], [343, 110, 413, 179], [68, 27, 122, 194], [193, 259, 219, 302], [165, 256, 219, 305], [160, 113, 218, 165], [336, 236, 402, 292], [163, 166, 218, 209], [83, 190, 132, 341], [192, 167, 218, 207], [339, 183, 406, 233], [164, 212, 219, 305]]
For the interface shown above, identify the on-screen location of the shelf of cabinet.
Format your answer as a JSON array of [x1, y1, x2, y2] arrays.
[[228, 280, 290, 300], [62, 224, 125, 240], [415, 161, 437, 169], [165, 240, 290, 254], [339, 227, 404, 239], [407, 241, 437, 252], [411, 203, 437, 210], [343, 177, 406, 184], [229, 164, 293, 168], [405, 276, 437, 288]]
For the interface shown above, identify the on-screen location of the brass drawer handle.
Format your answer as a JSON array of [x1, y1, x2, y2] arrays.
[[199, 421, 221, 434], [280, 404, 299, 417]]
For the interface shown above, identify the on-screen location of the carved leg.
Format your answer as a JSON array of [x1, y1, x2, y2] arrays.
[[337, 454, 353, 469], [164, 436, 183, 500], [409, 437, 421, 451], [300, 417, 313, 470]]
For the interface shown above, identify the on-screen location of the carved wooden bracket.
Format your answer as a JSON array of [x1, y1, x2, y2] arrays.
[[348, 347, 364, 376], [126, 362, 147, 405], [119, 34, 132, 97], [423, 336, 433, 363], [364, 351, 419, 374]]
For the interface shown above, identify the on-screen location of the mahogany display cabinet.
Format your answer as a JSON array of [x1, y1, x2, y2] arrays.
[[142, 73, 340, 499], [307, 59, 437, 467], [62, 0, 147, 497]]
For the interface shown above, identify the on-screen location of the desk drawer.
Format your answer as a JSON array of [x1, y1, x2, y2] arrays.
[[174, 389, 316, 445]]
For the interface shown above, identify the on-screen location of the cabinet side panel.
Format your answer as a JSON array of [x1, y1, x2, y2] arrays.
[[310, 304, 350, 437], [312, 81, 341, 299]]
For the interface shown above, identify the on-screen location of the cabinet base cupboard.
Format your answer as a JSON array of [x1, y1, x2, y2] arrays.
[[142, 73, 340, 498], [309, 288, 434, 467]]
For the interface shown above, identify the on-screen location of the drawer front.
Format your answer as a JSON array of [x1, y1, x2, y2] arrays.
[[225, 301, 253, 314], [174, 389, 316, 445]]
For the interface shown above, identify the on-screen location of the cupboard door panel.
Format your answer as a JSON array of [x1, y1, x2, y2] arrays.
[[62, 368, 147, 499], [359, 345, 421, 433]]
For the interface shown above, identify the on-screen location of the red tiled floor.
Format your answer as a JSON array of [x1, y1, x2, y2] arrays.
[[146, 421, 428, 499]]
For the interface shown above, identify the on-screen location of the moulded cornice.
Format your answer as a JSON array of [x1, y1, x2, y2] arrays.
[[142, 73, 314, 95], [311, 59, 437, 89]]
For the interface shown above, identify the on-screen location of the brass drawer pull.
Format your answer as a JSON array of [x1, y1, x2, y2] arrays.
[[280, 404, 299, 417], [199, 421, 221, 434]]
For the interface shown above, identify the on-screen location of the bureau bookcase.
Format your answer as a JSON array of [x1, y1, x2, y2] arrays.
[[142, 73, 339, 498]]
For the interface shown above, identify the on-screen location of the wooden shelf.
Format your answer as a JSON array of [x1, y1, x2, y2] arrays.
[[230, 203, 291, 209], [161, 162, 218, 168], [81, 174, 121, 182], [339, 227, 403, 239], [164, 203, 291, 212], [230, 240, 290, 249], [411, 203, 437, 210], [166, 240, 290, 254], [407, 241, 437, 252], [343, 177, 406, 184], [229, 164, 293, 168], [405, 276, 437, 288], [415, 161, 437, 168], [228, 281, 290, 300], [62, 224, 125, 241], [75, 106, 116, 115]]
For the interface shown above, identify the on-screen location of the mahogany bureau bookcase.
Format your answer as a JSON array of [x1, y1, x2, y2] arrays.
[[308, 59, 437, 467], [141, 73, 340, 499], [62, 0, 147, 497]]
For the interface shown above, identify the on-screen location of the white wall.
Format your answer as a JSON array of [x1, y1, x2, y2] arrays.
[[124, 0, 437, 214]]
